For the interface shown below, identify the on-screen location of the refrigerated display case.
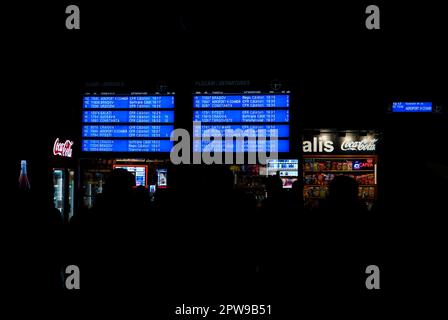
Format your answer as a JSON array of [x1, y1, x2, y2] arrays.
[[53, 168, 75, 222], [50, 137, 77, 222]]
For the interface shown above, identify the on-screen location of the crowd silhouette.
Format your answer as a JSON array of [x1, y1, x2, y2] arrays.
[[9, 163, 382, 304], [11, 158, 447, 318]]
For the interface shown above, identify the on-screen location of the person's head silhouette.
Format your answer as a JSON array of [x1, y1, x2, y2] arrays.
[[265, 175, 283, 197], [327, 175, 359, 204], [291, 179, 302, 195], [103, 168, 136, 197]]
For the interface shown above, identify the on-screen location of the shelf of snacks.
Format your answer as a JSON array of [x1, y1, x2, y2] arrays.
[[304, 185, 376, 200], [303, 158, 376, 172], [304, 170, 373, 173], [305, 184, 377, 187], [303, 172, 376, 185], [303, 158, 377, 201]]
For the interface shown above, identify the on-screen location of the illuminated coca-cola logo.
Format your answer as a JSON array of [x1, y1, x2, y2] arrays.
[[53, 138, 74, 158], [341, 139, 378, 151]]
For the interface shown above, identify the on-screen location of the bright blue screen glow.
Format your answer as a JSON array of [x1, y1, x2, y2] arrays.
[[83, 110, 174, 123], [193, 139, 289, 153], [82, 140, 173, 152], [193, 110, 289, 123], [83, 125, 174, 138], [82, 95, 175, 153], [194, 124, 289, 138], [83, 96, 174, 109], [193, 95, 289, 108], [193, 94, 290, 152], [392, 102, 432, 112]]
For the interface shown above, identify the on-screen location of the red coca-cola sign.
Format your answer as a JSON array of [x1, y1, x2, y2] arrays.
[[53, 138, 74, 158]]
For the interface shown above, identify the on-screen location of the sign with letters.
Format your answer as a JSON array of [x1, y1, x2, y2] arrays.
[[302, 132, 379, 154], [53, 138, 74, 158]]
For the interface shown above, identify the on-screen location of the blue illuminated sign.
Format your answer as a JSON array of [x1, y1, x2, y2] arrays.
[[193, 95, 289, 108], [193, 94, 290, 153], [82, 140, 173, 152], [194, 124, 289, 138], [83, 96, 174, 109], [392, 102, 432, 113], [82, 95, 175, 153], [82, 125, 174, 138], [193, 139, 289, 153], [83, 110, 174, 123], [193, 110, 289, 123]]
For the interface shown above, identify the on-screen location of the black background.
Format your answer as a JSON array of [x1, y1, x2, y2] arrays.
[[4, 0, 447, 315], [6, 1, 446, 150]]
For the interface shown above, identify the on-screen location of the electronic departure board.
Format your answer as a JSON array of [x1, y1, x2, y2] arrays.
[[266, 159, 299, 189], [193, 94, 290, 152], [392, 102, 433, 113], [82, 95, 175, 153]]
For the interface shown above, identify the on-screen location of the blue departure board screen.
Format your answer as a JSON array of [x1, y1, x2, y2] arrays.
[[193, 95, 289, 108], [82, 140, 173, 152], [193, 94, 290, 152], [392, 102, 432, 113], [193, 139, 289, 153], [82, 94, 175, 153], [83, 125, 174, 138], [194, 125, 289, 138], [82, 110, 174, 123], [83, 96, 174, 109], [193, 110, 289, 123]]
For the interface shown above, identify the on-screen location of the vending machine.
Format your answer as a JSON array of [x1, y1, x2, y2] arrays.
[[302, 130, 380, 210], [51, 137, 76, 222]]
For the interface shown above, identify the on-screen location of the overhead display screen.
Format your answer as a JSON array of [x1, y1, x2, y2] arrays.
[[82, 110, 174, 123], [83, 96, 174, 109], [193, 110, 289, 123], [266, 159, 299, 189], [195, 125, 289, 138], [392, 102, 432, 113], [82, 95, 175, 153], [266, 159, 299, 176], [193, 93, 290, 152]]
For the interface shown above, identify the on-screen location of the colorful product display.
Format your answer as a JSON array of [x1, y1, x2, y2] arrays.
[[303, 157, 377, 201]]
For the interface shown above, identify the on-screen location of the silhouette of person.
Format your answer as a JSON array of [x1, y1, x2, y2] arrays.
[[8, 161, 65, 295], [321, 175, 368, 215], [309, 175, 368, 297]]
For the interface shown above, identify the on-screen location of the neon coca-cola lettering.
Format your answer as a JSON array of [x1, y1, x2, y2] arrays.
[[341, 139, 377, 151], [53, 138, 74, 157]]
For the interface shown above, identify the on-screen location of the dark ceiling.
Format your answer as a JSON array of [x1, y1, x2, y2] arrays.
[[4, 1, 447, 158]]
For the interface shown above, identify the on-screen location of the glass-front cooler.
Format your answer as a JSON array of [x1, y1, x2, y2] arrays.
[[53, 168, 75, 222]]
